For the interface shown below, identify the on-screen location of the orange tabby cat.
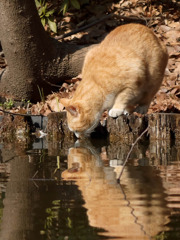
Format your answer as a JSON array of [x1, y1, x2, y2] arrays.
[[61, 23, 168, 138]]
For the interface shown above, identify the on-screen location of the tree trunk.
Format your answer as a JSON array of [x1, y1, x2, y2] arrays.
[[0, 0, 91, 101]]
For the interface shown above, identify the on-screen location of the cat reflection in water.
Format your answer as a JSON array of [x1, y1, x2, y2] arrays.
[[62, 146, 169, 239], [61, 23, 168, 138]]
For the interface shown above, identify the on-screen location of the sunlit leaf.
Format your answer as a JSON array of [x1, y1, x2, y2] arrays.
[[35, 0, 41, 8], [42, 4, 47, 15], [42, 0, 46, 5], [41, 17, 46, 27], [45, 9, 54, 17], [38, 7, 43, 16], [60, 0, 69, 15], [63, 3, 69, 15], [48, 18, 57, 33]]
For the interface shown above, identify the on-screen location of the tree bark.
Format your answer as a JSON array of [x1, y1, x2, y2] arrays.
[[0, 0, 91, 101]]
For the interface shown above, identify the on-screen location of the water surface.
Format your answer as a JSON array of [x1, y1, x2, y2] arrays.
[[0, 138, 180, 240]]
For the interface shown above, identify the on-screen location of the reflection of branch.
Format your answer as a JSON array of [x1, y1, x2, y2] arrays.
[[118, 127, 149, 181], [119, 183, 152, 240]]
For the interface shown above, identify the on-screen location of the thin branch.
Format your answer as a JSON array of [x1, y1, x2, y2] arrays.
[[55, 14, 151, 40], [44, 77, 81, 88], [55, 14, 113, 40], [117, 127, 149, 182]]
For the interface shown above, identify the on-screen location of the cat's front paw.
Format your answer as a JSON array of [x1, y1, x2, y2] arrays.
[[123, 110, 129, 116], [109, 108, 124, 118]]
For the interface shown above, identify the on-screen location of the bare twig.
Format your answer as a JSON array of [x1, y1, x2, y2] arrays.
[[117, 127, 149, 182], [55, 14, 151, 40], [56, 14, 114, 40], [44, 77, 81, 88]]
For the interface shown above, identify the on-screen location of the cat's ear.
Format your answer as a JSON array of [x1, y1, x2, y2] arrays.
[[60, 98, 79, 117], [66, 105, 79, 117]]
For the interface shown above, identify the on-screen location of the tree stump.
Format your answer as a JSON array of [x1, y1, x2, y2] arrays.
[[107, 113, 180, 143], [46, 112, 75, 143], [107, 114, 148, 143], [148, 113, 180, 141]]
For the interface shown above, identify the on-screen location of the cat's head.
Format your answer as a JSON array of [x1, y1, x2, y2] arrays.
[[61, 147, 95, 180], [60, 98, 100, 138]]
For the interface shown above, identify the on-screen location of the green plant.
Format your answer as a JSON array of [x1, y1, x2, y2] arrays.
[[60, 0, 90, 15], [21, 99, 31, 106], [0, 99, 14, 110], [35, 0, 57, 33], [37, 85, 45, 103]]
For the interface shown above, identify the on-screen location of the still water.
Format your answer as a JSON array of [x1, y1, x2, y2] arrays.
[[0, 137, 180, 240]]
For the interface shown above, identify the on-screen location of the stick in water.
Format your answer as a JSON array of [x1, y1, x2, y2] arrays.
[[117, 127, 149, 182]]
